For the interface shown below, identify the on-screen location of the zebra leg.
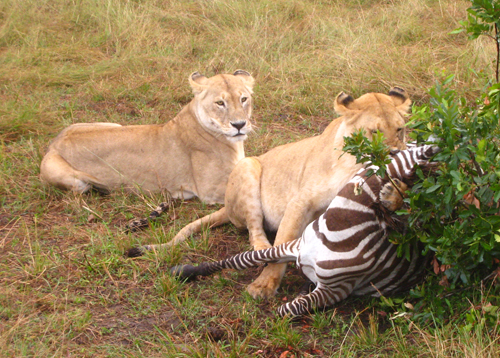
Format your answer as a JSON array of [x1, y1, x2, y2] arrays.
[[170, 261, 226, 281], [297, 279, 316, 297], [126, 200, 172, 232], [276, 284, 345, 317], [169, 252, 268, 281], [169, 240, 301, 281], [125, 207, 230, 257]]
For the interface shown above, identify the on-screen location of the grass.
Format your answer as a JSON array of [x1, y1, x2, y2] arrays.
[[1, 0, 500, 356]]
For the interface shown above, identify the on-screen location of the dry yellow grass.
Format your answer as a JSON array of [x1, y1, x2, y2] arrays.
[[1, 0, 499, 356]]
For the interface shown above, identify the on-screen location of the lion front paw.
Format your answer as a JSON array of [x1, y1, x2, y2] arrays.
[[380, 178, 408, 212], [246, 263, 286, 299], [247, 279, 279, 299]]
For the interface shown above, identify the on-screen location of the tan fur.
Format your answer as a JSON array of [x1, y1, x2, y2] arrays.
[[380, 178, 408, 212], [141, 88, 411, 298], [40, 71, 254, 204]]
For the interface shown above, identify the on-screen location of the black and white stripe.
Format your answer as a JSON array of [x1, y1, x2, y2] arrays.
[[170, 145, 440, 316], [126, 201, 171, 233]]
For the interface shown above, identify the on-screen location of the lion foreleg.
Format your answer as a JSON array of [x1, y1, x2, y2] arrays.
[[247, 262, 288, 299], [247, 199, 314, 299], [226, 158, 271, 251]]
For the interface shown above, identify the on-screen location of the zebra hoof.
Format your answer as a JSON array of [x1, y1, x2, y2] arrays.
[[169, 265, 198, 281], [125, 246, 146, 258]]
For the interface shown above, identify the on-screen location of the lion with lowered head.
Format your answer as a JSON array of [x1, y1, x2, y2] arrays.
[[127, 87, 411, 299], [40, 70, 254, 204]]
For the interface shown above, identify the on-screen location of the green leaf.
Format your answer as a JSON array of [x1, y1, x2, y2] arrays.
[[426, 184, 442, 193]]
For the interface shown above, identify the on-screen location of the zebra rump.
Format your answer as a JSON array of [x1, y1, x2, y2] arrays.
[[170, 145, 440, 317]]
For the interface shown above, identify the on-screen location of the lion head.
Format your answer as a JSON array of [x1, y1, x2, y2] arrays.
[[189, 70, 255, 143], [334, 87, 411, 150]]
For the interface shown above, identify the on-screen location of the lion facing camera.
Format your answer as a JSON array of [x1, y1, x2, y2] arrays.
[[40, 70, 254, 204]]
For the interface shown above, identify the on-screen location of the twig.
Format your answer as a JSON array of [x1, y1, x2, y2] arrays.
[[83, 253, 97, 273], [82, 205, 104, 221], [495, 23, 499, 83], [0, 216, 21, 248], [387, 174, 406, 201]]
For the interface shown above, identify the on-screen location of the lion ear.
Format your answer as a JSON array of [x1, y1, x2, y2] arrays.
[[334, 91, 355, 115], [189, 72, 209, 95], [389, 87, 412, 114], [233, 70, 255, 92]]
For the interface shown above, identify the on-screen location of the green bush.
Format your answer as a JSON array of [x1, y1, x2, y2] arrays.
[[344, 78, 500, 326], [396, 79, 500, 284], [455, 0, 500, 83], [344, 0, 500, 327]]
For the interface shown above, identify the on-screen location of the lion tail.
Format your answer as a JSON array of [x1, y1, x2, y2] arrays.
[[125, 207, 229, 257]]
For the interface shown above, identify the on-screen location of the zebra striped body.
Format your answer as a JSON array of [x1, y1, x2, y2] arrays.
[[170, 145, 439, 316]]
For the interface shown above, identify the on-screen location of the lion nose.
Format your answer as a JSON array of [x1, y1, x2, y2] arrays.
[[230, 121, 246, 130]]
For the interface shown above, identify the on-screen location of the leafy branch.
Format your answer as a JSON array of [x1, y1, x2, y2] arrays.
[[455, 0, 500, 83], [342, 129, 392, 179]]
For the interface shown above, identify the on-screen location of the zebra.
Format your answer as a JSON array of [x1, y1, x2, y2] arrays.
[[169, 145, 440, 316]]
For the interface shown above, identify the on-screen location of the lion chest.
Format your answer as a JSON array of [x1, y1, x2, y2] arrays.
[[259, 152, 362, 231]]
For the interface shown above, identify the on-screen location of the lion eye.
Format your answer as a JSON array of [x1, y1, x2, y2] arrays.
[[397, 127, 403, 132], [371, 129, 378, 134], [241, 97, 248, 103], [215, 100, 225, 107]]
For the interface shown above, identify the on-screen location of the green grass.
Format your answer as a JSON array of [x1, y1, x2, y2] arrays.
[[1, 0, 499, 356]]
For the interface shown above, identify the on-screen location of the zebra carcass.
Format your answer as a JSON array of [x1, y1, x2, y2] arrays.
[[169, 145, 440, 316]]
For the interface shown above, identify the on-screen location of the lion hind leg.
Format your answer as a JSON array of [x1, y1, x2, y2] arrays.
[[40, 150, 108, 193]]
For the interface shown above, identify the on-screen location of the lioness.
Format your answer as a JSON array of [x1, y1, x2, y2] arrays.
[[127, 87, 411, 299], [40, 71, 254, 204]]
